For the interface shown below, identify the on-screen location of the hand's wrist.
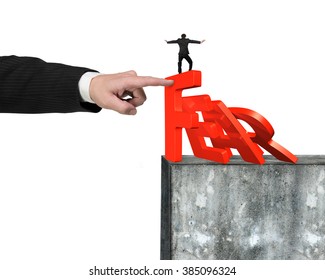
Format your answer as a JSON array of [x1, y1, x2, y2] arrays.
[[78, 72, 101, 103]]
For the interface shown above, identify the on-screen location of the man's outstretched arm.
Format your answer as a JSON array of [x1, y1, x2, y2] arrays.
[[0, 56, 173, 114], [189, 39, 206, 44]]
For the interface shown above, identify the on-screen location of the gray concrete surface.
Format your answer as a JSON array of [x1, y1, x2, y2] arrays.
[[161, 155, 325, 260]]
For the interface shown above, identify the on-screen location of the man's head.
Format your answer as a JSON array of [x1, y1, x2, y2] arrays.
[[181, 34, 186, 38]]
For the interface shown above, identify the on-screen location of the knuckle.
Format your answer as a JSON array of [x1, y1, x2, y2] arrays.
[[128, 70, 137, 76]]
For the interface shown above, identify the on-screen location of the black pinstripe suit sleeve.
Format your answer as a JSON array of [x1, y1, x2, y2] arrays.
[[0, 55, 102, 113]]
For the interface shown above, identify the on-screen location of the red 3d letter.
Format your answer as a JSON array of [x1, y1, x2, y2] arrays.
[[229, 108, 297, 163], [165, 71, 201, 162]]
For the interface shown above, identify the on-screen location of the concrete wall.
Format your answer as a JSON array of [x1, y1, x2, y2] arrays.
[[161, 155, 325, 260]]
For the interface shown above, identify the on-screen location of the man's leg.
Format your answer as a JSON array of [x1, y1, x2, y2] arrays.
[[185, 55, 193, 71], [178, 55, 183, 73]]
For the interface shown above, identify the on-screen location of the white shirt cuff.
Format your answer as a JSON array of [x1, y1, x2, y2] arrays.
[[78, 72, 101, 103]]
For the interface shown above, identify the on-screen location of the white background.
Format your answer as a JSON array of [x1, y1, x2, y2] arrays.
[[1, 0, 325, 279]]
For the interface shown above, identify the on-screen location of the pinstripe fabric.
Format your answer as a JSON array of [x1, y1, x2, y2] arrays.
[[0, 56, 101, 113]]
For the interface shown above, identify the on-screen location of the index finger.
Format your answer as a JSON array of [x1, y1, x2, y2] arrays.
[[121, 76, 174, 89]]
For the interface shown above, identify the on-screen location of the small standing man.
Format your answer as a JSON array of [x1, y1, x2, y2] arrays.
[[165, 34, 205, 73]]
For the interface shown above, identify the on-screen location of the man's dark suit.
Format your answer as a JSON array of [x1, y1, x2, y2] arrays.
[[166, 37, 201, 73], [0, 55, 101, 113]]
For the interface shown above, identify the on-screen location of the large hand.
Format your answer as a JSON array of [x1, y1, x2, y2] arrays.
[[90, 70, 173, 115]]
